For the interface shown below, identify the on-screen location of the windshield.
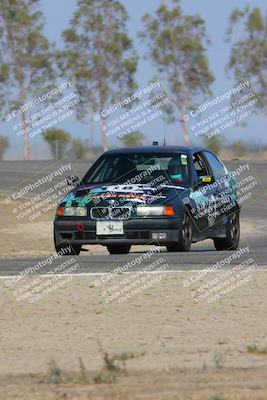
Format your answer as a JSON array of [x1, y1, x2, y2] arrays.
[[82, 153, 191, 186]]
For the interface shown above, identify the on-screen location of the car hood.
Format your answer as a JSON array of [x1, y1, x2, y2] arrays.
[[60, 183, 187, 207]]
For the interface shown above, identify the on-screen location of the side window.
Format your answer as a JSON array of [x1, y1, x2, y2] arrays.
[[193, 152, 210, 179], [203, 151, 226, 181]]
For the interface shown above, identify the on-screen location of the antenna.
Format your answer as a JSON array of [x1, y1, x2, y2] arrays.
[[163, 115, 166, 146]]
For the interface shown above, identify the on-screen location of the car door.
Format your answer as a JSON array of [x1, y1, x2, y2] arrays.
[[202, 151, 234, 228], [188, 152, 215, 234]]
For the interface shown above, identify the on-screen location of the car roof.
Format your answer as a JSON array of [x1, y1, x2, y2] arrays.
[[104, 145, 209, 155]]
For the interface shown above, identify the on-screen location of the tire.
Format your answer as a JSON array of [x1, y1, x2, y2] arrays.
[[54, 229, 82, 255], [166, 213, 192, 252], [107, 244, 131, 255], [214, 211, 240, 251]]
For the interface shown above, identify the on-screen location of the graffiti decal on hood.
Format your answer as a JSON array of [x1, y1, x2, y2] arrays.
[[62, 184, 167, 207]]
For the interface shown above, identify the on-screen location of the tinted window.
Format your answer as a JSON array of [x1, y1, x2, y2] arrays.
[[193, 153, 210, 179], [82, 153, 191, 186], [203, 151, 226, 180]]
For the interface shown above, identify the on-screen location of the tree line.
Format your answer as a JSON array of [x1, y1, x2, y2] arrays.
[[0, 0, 266, 160]]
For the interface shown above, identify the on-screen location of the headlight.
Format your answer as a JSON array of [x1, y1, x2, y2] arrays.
[[76, 207, 87, 216], [137, 206, 164, 216], [64, 207, 75, 216], [137, 206, 175, 216], [57, 206, 87, 216]]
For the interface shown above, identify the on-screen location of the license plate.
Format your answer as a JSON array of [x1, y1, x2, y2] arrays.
[[96, 221, 124, 235]]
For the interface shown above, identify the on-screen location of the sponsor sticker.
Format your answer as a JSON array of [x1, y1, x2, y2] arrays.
[[181, 154, 188, 165]]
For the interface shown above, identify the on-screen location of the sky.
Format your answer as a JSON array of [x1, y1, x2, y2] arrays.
[[3, 0, 267, 159]]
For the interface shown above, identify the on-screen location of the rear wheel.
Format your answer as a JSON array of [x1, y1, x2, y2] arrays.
[[214, 211, 240, 251], [107, 244, 131, 255], [166, 213, 192, 252], [54, 229, 82, 255]]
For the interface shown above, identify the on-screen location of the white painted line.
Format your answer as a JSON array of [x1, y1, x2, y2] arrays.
[[0, 268, 266, 280], [0, 270, 180, 280]]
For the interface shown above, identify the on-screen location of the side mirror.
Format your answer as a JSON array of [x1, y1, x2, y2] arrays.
[[66, 175, 80, 186]]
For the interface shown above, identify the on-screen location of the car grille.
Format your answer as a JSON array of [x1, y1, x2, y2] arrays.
[[91, 207, 109, 220], [90, 207, 131, 220], [111, 207, 131, 219]]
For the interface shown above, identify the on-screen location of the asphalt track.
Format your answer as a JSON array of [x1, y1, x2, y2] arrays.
[[0, 160, 266, 276]]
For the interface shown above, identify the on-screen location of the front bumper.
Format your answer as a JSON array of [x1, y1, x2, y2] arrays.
[[54, 217, 181, 245]]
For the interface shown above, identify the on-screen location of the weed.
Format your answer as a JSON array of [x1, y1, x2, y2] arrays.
[[115, 351, 146, 362], [46, 359, 73, 384], [202, 361, 208, 371], [46, 348, 146, 386], [93, 341, 146, 384], [214, 353, 223, 369], [78, 357, 90, 384], [247, 344, 267, 354], [211, 395, 225, 400], [93, 370, 117, 384]]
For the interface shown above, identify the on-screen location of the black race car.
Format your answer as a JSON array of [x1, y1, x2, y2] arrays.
[[54, 145, 240, 255]]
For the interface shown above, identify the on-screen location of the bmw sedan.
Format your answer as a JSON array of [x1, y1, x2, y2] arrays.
[[54, 145, 240, 255]]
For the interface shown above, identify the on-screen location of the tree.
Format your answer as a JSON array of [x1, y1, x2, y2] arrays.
[[0, 0, 55, 159], [232, 140, 248, 158], [226, 6, 267, 108], [203, 135, 225, 156], [0, 135, 9, 160], [140, 0, 214, 145], [62, 0, 138, 152], [43, 129, 71, 160], [120, 132, 144, 147], [70, 138, 88, 159]]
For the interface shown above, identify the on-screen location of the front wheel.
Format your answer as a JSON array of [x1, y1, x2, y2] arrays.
[[214, 211, 240, 251], [107, 244, 131, 255], [166, 213, 192, 252]]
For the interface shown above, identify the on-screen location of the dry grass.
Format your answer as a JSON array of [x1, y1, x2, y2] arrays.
[[247, 344, 267, 355]]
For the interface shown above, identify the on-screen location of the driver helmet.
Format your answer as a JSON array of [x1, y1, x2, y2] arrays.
[[168, 157, 182, 182]]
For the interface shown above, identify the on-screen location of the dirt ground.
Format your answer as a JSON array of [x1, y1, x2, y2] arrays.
[[0, 199, 132, 257], [0, 272, 267, 399], [1, 200, 267, 399]]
